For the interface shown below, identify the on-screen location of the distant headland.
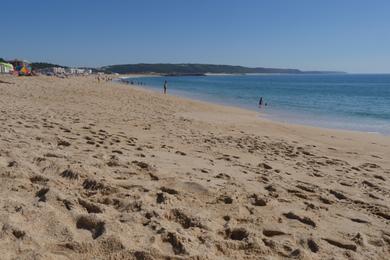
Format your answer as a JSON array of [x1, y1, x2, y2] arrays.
[[100, 63, 345, 76]]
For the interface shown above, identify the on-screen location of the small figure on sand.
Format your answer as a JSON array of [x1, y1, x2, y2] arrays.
[[163, 80, 168, 94], [258, 96, 263, 108]]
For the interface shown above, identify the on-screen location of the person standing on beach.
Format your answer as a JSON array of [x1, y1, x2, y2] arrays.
[[163, 80, 168, 94]]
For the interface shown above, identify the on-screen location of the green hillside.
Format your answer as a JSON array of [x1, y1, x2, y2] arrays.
[[101, 63, 305, 75], [31, 62, 68, 70]]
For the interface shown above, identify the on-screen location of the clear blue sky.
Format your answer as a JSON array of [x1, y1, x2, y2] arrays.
[[2, 0, 389, 73]]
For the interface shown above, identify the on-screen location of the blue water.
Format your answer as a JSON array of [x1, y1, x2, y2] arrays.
[[122, 74, 390, 135]]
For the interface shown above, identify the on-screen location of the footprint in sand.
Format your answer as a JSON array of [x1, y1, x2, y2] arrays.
[[56, 138, 71, 147], [30, 175, 49, 185], [78, 198, 103, 213], [161, 231, 187, 255], [60, 169, 80, 180], [322, 238, 357, 251], [283, 212, 316, 228], [76, 215, 105, 239], [82, 179, 105, 191], [329, 190, 348, 200], [168, 208, 205, 229], [218, 195, 233, 204], [249, 194, 268, 206], [262, 229, 287, 237], [214, 173, 231, 180], [225, 227, 249, 241], [36, 187, 50, 202]]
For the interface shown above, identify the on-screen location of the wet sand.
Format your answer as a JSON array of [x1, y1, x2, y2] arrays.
[[0, 75, 389, 259]]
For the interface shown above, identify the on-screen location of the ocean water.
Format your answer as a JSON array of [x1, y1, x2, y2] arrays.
[[123, 74, 390, 135]]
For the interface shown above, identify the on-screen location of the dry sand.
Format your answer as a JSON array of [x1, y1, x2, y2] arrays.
[[0, 75, 389, 259]]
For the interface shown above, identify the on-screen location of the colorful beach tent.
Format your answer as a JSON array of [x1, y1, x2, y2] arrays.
[[0, 62, 14, 74], [10, 60, 32, 76]]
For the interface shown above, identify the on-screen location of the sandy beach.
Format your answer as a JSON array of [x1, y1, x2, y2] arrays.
[[0, 75, 389, 259]]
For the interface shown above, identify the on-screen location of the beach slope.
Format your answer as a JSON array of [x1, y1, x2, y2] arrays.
[[0, 75, 389, 259]]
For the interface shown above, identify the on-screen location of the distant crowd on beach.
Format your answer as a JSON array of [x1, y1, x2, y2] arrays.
[[121, 79, 168, 95], [127, 80, 146, 86], [96, 75, 114, 83]]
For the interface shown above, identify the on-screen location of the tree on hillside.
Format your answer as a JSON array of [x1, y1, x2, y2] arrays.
[[31, 62, 68, 70]]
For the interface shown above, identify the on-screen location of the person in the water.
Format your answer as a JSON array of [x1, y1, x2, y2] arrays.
[[258, 97, 263, 108]]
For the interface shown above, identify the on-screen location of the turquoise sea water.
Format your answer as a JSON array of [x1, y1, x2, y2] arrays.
[[122, 74, 390, 135]]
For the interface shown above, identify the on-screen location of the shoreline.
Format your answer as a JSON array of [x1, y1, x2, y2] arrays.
[[117, 74, 390, 137]]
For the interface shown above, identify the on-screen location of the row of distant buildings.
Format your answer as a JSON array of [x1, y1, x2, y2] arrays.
[[0, 59, 94, 76], [38, 67, 93, 76]]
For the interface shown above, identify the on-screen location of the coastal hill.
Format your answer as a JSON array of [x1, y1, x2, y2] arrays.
[[31, 62, 69, 70], [101, 63, 344, 75]]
